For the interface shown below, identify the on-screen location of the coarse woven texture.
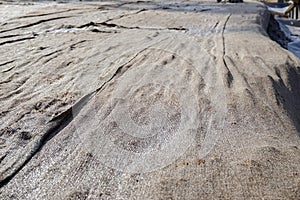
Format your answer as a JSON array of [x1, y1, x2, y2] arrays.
[[0, 0, 300, 199]]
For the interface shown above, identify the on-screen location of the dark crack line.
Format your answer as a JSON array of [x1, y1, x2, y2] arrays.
[[62, 11, 187, 34], [0, 34, 22, 39], [90, 29, 118, 34], [105, 9, 147, 23], [0, 16, 72, 34], [44, 47, 64, 57], [43, 49, 62, 57], [14, 9, 77, 19], [98, 1, 148, 10], [2, 66, 15, 73], [222, 14, 233, 87], [70, 40, 88, 50], [77, 21, 98, 28], [99, 22, 134, 29], [213, 21, 219, 29], [100, 1, 211, 13], [0, 76, 13, 85], [0, 154, 7, 164], [42, 54, 60, 64], [0, 36, 35, 46], [222, 14, 231, 59], [168, 27, 187, 31], [75, 22, 118, 34], [97, 22, 188, 32], [95, 48, 152, 94], [0, 60, 14, 67]]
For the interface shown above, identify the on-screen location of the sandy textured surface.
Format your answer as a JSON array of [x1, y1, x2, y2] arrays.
[[0, 0, 300, 199]]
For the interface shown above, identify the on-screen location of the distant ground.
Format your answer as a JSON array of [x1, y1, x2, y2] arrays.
[[0, 0, 300, 199]]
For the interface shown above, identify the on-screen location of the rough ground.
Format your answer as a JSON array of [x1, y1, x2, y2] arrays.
[[0, 0, 300, 199]]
